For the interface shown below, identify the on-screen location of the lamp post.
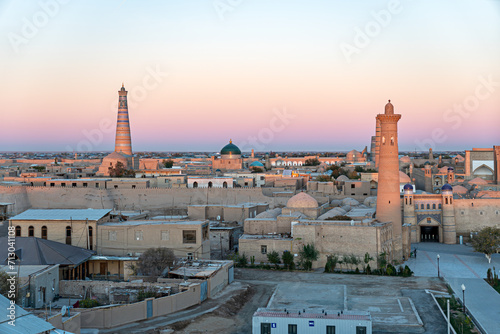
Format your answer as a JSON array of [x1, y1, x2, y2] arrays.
[[437, 254, 440, 278], [461, 284, 466, 313]]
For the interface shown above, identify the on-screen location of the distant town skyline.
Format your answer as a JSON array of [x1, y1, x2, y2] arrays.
[[1, 0, 499, 152]]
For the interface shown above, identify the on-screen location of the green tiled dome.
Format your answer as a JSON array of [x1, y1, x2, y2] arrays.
[[221, 140, 241, 155]]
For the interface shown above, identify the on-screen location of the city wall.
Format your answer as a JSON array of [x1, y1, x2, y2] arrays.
[[0, 186, 290, 214]]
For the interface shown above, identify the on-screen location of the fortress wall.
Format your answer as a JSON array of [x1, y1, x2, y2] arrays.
[[454, 199, 500, 237], [0, 186, 289, 212], [0, 186, 31, 214]]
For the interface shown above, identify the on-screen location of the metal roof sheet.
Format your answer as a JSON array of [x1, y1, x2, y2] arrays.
[[10, 209, 111, 221], [0, 295, 55, 333]]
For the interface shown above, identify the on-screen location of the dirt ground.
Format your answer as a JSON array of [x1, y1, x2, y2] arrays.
[[151, 268, 448, 334]]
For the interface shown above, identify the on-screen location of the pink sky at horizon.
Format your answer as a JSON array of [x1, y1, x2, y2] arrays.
[[1, 0, 499, 152]]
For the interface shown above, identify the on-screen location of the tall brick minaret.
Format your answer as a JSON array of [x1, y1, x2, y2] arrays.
[[376, 100, 403, 260], [114, 84, 133, 156]]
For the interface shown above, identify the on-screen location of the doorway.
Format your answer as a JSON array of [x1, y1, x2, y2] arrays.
[[421, 226, 439, 242]]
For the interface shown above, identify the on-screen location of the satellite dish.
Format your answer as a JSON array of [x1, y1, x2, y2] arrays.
[[61, 305, 67, 316]]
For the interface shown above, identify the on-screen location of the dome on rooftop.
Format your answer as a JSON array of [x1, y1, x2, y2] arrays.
[[220, 140, 241, 155], [287, 192, 318, 208], [399, 171, 411, 183], [403, 183, 413, 191], [441, 184, 453, 191], [250, 161, 264, 167]]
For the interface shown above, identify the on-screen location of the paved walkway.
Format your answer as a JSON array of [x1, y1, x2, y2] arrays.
[[405, 243, 500, 334]]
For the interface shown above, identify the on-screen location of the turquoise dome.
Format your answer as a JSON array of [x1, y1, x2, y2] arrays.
[[250, 161, 264, 167], [221, 140, 241, 155]]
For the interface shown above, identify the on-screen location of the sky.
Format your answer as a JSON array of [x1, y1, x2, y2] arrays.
[[1, 0, 499, 153]]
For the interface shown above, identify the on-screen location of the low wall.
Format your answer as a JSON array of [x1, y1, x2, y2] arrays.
[[76, 283, 200, 329], [48, 313, 81, 334]]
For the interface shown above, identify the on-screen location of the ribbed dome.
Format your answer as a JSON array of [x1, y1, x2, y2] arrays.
[[287, 192, 318, 208], [220, 140, 241, 155]]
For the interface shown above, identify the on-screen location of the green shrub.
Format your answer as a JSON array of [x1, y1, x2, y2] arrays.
[[79, 298, 100, 308]]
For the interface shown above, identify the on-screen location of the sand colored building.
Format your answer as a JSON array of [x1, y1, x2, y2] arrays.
[[96, 220, 210, 260]]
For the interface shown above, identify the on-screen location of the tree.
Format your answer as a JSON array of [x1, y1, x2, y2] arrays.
[[267, 251, 281, 268], [304, 158, 320, 166], [162, 159, 174, 168], [324, 254, 339, 273], [133, 247, 176, 276], [108, 161, 135, 177], [316, 175, 331, 182], [298, 244, 319, 271], [363, 252, 374, 272], [282, 251, 294, 270], [349, 254, 361, 271], [0, 270, 11, 298], [471, 227, 500, 263], [33, 166, 46, 172]]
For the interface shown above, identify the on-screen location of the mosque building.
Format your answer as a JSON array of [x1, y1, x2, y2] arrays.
[[211, 140, 243, 171]]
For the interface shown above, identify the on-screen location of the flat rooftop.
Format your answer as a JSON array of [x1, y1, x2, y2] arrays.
[[11, 208, 112, 221], [101, 220, 207, 226], [254, 308, 371, 321]]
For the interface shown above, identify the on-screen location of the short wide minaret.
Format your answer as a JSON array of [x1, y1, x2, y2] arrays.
[[376, 100, 403, 260], [115, 84, 133, 156]]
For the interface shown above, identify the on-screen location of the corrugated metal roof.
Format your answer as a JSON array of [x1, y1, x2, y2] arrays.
[[10, 209, 111, 221], [0, 295, 55, 333]]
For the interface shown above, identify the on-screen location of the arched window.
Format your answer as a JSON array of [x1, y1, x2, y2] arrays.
[[28, 226, 34, 237], [208, 181, 213, 188], [420, 204, 424, 209], [41, 226, 47, 239], [223, 181, 227, 188], [426, 204, 430, 209], [193, 182, 198, 188], [66, 226, 72, 245], [88, 226, 93, 250], [445, 198, 448, 205], [15, 226, 21, 237], [438, 204, 442, 209], [432, 204, 436, 209], [409, 198, 412, 205]]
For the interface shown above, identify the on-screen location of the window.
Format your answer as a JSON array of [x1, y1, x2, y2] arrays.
[[183, 230, 197, 244], [50, 183, 55, 187], [432, 204, 436, 209], [438, 204, 442, 209], [135, 230, 143, 241], [114, 185, 118, 189], [41, 226, 47, 240], [356, 326, 367, 334], [261, 323, 271, 334], [28, 226, 34, 237], [351, 184, 355, 188], [193, 182, 198, 188], [426, 204, 430, 209], [161, 230, 170, 241], [72, 183, 77, 187], [202, 225, 209, 240], [95, 183, 99, 188], [187, 252, 193, 261], [61, 183, 66, 187], [261, 245, 267, 254], [66, 226, 72, 245], [445, 198, 448, 205], [288, 324, 297, 334], [132, 185, 136, 189], [15, 226, 21, 237], [88, 226, 93, 250], [326, 325, 336, 334], [108, 231, 117, 241], [83, 183, 88, 188], [420, 204, 424, 209]]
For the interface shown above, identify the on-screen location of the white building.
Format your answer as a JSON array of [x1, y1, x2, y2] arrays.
[[187, 177, 233, 188], [253, 308, 372, 334]]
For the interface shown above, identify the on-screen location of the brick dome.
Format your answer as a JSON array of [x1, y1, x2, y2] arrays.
[[287, 192, 318, 208]]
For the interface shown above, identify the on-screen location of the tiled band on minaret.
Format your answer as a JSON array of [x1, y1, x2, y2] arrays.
[[375, 100, 404, 260], [115, 84, 133, 156]]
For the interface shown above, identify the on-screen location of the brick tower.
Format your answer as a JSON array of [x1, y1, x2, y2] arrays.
[[114, 84, 133, 156], [376, 100, 403, 260]]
